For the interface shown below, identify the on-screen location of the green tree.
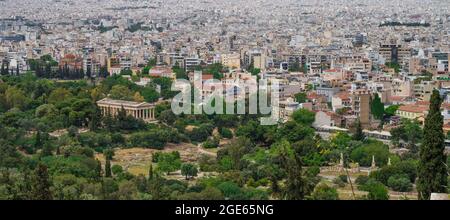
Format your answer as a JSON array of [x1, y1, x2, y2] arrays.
[[417, 90, 448, 200], [109, 85, 133, 100], [311, 183, 339, 200], [385, 105, 400, 117], [385, 62, 400, 73], [105, 158, 112, 177], [181, 163, 198, 180], [353, 119, 365, 141], [148, 163, 154, 180], [350, 142, 390, 167], [294, 92, 308, 103], [159, 110, 176, 125], [366, 181, 389, 200], [95, 159, 103, 180], [274, 140, 316, 200], [141, 86, 160, 103], [4, 86, 28, 109], [390, 119, 422, 150], [173, 65, 187, 79], [371, 93, 384, 120], [103, 149, 115, 160], [48, 88, 72, 104], [292, 109, 315, 125], [111, 164, 123, 175], [157, 152, 181, 175], [0, 61, 5, 75], [32, 164, 53, 200], [388, 174, 413, 192], [34, 130, 44, 149], [89, 106, 101, 132], [41, 143, 53, 157]]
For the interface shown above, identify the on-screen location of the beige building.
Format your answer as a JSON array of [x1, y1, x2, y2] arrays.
[[379, 43, 411, 64], [221, 53, 241, 69], [97, 98, 156, 122], [331, 92, 351, 111], [396, 104, 428, 123], [252, 54, 266, 70], [351, 90, 371, 127], [392, 78, 413, 97], [414, 81, 436, 101]]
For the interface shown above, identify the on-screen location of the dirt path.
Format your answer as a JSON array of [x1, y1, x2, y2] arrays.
[[197, 143, 217, 157]]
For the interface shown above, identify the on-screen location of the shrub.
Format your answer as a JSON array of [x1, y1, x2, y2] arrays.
[[367, 182, 389, 200], [359, 179, 389, 200], [203, 137, 219, 149], [311, 183, 339, 200], [111, 164, 123, 175], [333, 177, 346, 188], [338, 174, 348, 183], [355, 175, 369, 186], [350, 142, 390, 166], [387, 174, 413, 192], [256, 178, 269, 187], [198, 154, 218, 172], [306, 166, 320, 177], [219, 127, 233, 139], [370, 160, 418, 185]]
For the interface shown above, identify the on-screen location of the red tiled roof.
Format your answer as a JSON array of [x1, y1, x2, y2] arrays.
[[398, 104, 428, 113], [334, 92, 350, 100], [202, 74, 214, 80]]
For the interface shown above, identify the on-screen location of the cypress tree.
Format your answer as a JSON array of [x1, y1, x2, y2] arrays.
[[417, 90, 448, 200], [40, 143, 53, 158], [1, 61, 5, 75], [5, 62, 9, 75], [89, 106, 101, 132], [105, 158, 112, 177], [34, 131, 43, 149], [2, 61, 9, 75], [95, 159, 103, 180], [353, 119, 365, 141], [32, 164, 53, 200], [371, 93, 384, 120], [277, 140, 310, 200], [148, 163, 154, 180], [21, 169, 33, 199]]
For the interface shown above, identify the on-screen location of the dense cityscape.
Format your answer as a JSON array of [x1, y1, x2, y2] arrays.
[[0, 0, 449, 201]]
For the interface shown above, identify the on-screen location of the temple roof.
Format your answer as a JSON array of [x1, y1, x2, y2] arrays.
[[97, 98, 155, 108]]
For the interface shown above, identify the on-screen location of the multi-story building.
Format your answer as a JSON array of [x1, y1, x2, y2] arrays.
[[351, 90, 371, 127], [379, 43, 411, 65], [414, 81, 436, 101], [221, 53, 241, 70]]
